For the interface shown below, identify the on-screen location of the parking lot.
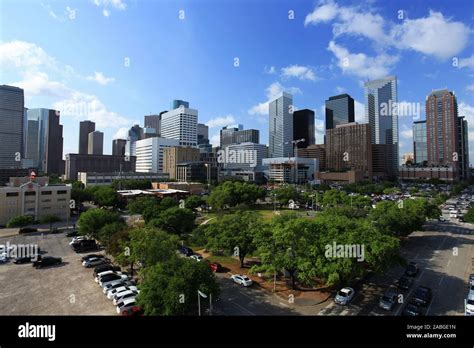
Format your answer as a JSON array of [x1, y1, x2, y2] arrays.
[[0, 231, 116, 315]]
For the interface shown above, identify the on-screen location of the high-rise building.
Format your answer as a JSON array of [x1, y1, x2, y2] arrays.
[[325, 94, 355, 130], [297, 144, 326, 171], [457, 116, 469, 180], [26, 109, 64, 174], [125, 124, 143, 156], [78, 121, 95, 155], [65, 154, 136, 180], [135, 137, 180, 173], [163, 146, 200, 179], [0, 85, 25, 169], [413, 120, 427, 165], [426, 89, 458, 166], [269, 92, 293, 158], [144, 114, 161, 136], [88, 131, 104, 155], [293, 109, 315, 148], [171, 100, 189, 110], [112, 139, 127, 156], [161, 103, 198, 147], [198, 123, 209, 145], [220, 125, 259, 148], [364, 76, 398, 173]]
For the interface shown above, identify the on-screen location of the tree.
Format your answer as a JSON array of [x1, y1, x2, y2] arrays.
[[204, 211, 263, 267], [98, 221, 126, 247], [136, 257, 219, 315], [272, 185, 300, 205], [184, 195, 205, 210], [148, 207, 196, 235], [77, 209, 121, 239], [207, 181, 265, 209], [127, 196, 160, 215], [464, 206, 474, 223], [92, 186, 121, 207], [40, 215, 61, 232], [7, 215, 34, 228], [129, 227, 179, 268]]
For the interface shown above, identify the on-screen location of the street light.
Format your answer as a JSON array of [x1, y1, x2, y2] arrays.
[[197, 290, 212, 316]]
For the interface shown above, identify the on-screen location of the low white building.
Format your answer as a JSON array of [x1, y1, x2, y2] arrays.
[[262, 157, 318, 184], [135, 137, 180, 173]]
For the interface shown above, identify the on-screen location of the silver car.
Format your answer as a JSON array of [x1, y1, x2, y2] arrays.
[[334, 287, 355, 305]]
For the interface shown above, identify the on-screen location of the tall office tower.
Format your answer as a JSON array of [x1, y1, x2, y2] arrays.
[[0, 85, 24, 169], [161, 102, 198, 147], [413, 120, 427, 165], [26, 109, 64, 174], [269, 92, 293, 157], [364, 76, 398, 173], [125, 124, 143, 156], [326, 123, 373, 179], [144, 114, 161, 136], [112, 139, 127, 156], [325, 94, 355, 130], [198, 123, 209, 145], [88, 131, 104, 155], [135, 137, 180, 173], [171, 100, 189, 110], [163, 146, 200, 179], [293, 109, 315, 148], [220, 124, 243, 146], [78, 121, 95, 155], [457, 116, 469, 180]]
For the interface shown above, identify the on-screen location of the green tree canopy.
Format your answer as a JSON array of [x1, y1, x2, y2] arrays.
[[147, 207, 196, 235], [77, 209, 121, 239], [7, 215, 34, 228]]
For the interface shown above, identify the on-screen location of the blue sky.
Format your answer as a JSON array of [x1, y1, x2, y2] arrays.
[[1, 0, 473, 163]]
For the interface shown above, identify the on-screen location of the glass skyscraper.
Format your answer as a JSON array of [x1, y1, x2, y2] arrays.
[[0, 85, 24, 169], [325, 94, 355, 130], [269, 92, 293, 158], [413, 120, 427, 165]]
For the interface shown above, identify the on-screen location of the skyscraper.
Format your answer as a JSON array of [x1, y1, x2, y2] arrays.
[[26, 109, 64, 174], [325, 94, 355, 130], [413, 120, 427, 165], [79, 121, 95, 155], [0, 85, 24, 169], [112, 139, 127, 156], [293, 109, 315, 148], [364, 76, 398, 173], [88, 131, 104, 155], [161, 102, 198, 147], [171, 100, 189, 110], [269, 92, 293, 157], [144, 114, 161, 136], [220, 125, 259, 147], [197, 123, 209, 145], [125, 124, 143, 156]]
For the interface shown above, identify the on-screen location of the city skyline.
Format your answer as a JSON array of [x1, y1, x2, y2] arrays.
[[0, 0, 473, 164]]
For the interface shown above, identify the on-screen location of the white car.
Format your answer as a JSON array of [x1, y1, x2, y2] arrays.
[[69, 236, 86, 246], [113, 289, 139, 305], [466, 293, 474, 316], [95, 270, 116, 283], [107, 285, 138, 299], [190, 254, 203, 262], [116, 297, 137, 314], [100, 274, 129, 288], [334, 287, 355, 305], [82, 257, 107, 268], [230, 274, 253, 287], [103, 280, 135, 294], [0, 252, 8, 264]]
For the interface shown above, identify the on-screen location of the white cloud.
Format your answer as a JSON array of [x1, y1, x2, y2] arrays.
[[467, 84, 474, 94], [264, 66, 276, 74], [281, 65, 316, 81], [93, 0, 127, 17], [209, 134, 220, 147], [458, 54, 474, 69], [113, 127, 129, 140], [0, 41, 55, 69], [335, 86, 346, 94], [206, 115, 236, 128], [306, 2, 471, 61], [87, 71, 115, 85], [401, 125, 413, 139], [12, 70, 71, 99], [327, 41, 399, 79], [390, 11, 471, 60], [248, 82, 301, 116]]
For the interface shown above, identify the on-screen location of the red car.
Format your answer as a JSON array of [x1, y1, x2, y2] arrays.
[[121, 306, 144, 316], [208, 262, 222, 272]]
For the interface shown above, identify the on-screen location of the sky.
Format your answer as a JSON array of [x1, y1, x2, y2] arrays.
[[0, 0, 473, 164]]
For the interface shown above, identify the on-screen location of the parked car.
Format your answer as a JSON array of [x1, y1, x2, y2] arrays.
[[116, 298, 137, 314], [72, 240, 99, 252], [19, 227, 38, 234], [0, 252, 8, 264], [81, 254, 105, 262], [379, 291, 398, 311], [190, 254, 203, 262], [334, 287, 355, 305], [99, 273, 129, 288], [66, 230, 79, 237], [178, 246, 194, 257], [405, 262, 419, 277], [113, 290, 139, 305], [469, 274, 474, 286], [121, 306, 143, 316], [465, 293, 474, 316], [395, 276, 412, 290], [82, 257, 109, 268], [412, 286, 432, 306], [402, 302, 423, 316], [14, 256, 33, 264], [207, 262, 222, 272], [107, 285, 138, 300], [103, 279, 135, 294], [230, 274, 253, 287], [69, 236, 86, 246], [32, 256, 62, 268], [94, 264, 120, 277]]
